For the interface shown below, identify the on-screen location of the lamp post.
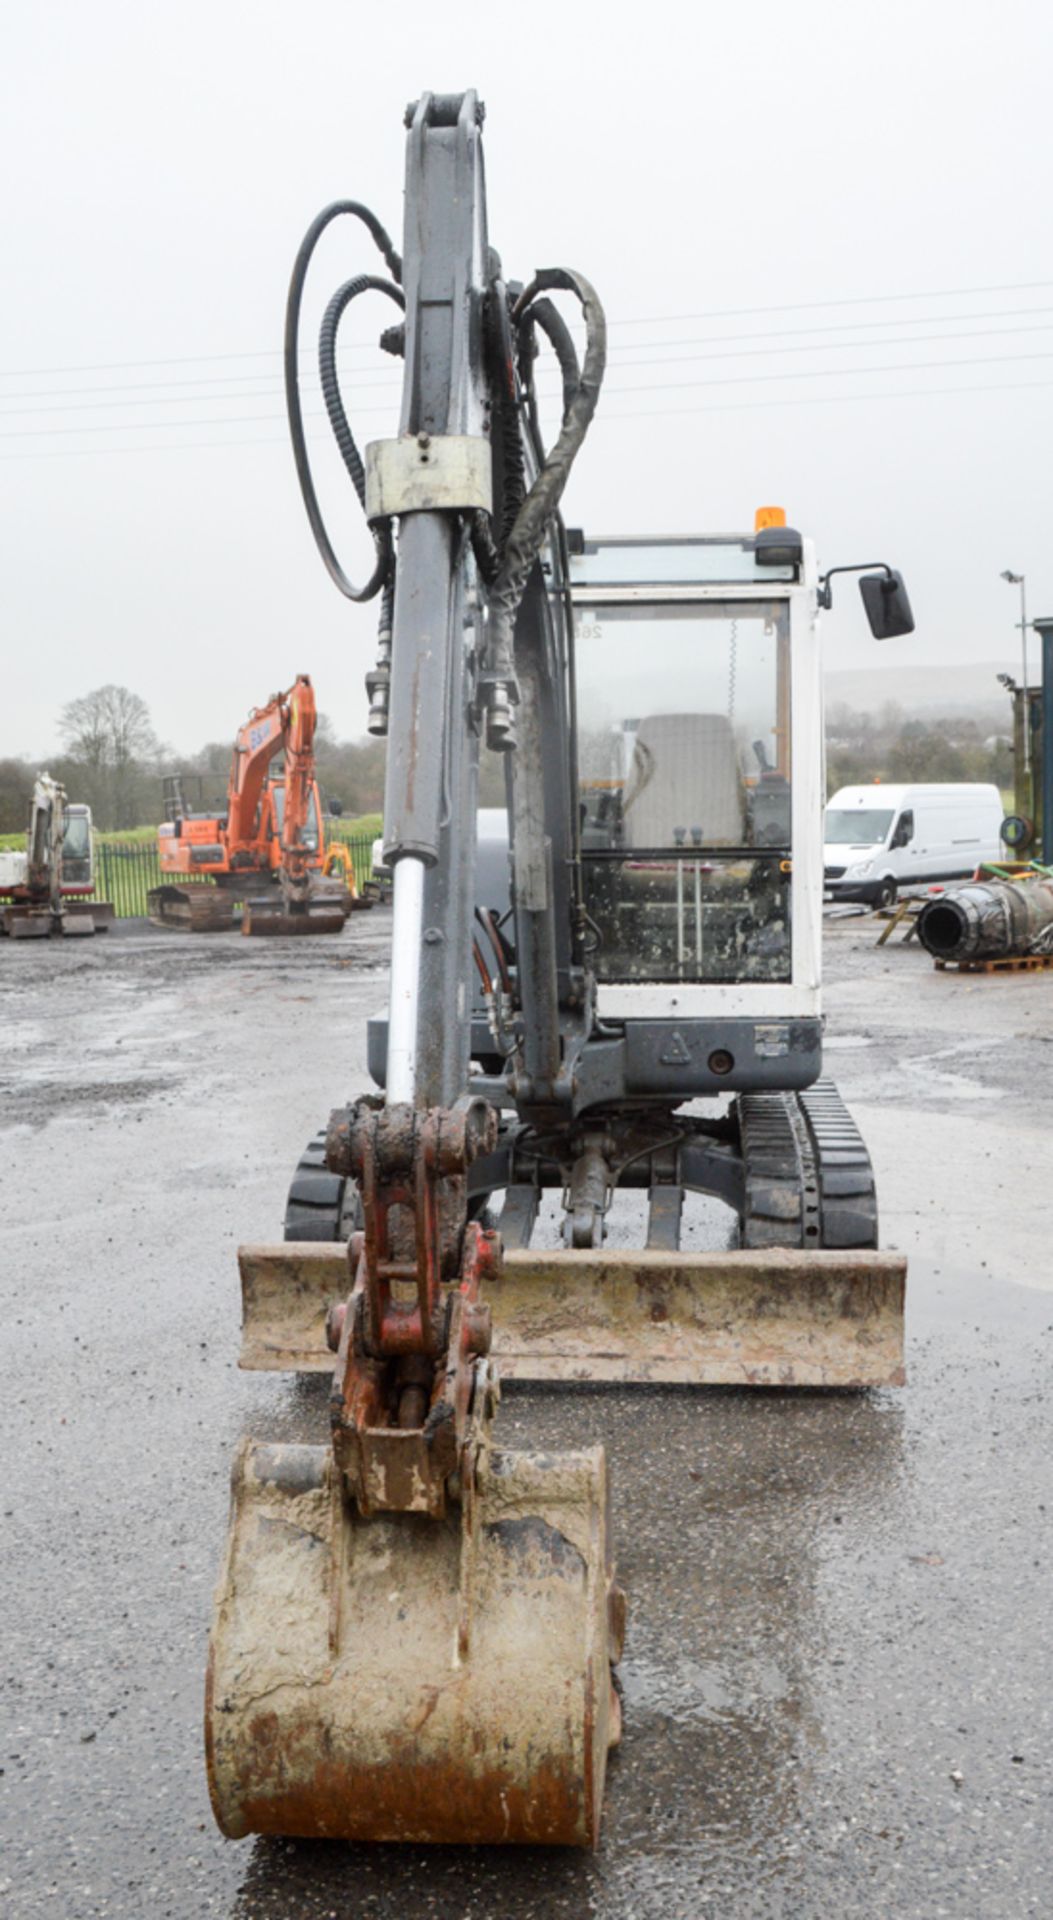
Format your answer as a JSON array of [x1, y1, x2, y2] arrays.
[[1033, 617, 1053, 866], [1001, 570, 1029, 773]]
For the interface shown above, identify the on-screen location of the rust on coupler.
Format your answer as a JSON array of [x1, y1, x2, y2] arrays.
[[324, 1096, 498, 1362], [328, 1220, 500, 1518], [209, 1094, 622, 1847]]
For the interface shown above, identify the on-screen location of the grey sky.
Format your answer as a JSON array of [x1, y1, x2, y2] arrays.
[[2, 0, 1050, 761]]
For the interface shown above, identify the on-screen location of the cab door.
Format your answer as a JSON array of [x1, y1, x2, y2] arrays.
[[887, 806, 916, 880]]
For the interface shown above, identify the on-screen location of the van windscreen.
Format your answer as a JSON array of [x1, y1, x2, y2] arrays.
[[825, 808, 894, 844]]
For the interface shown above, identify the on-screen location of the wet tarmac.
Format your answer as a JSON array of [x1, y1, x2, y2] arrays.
[[2, 914, 1050, 1918]]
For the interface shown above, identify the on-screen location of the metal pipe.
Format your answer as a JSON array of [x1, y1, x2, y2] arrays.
[[1002, 571, 1030, 774], [691, 827, 702, 971], [1021, 575, 1030, 775], [386, 855, 425, 1104], [1038, 619, 1053, 866], [917, 873, 1053, 961], [674, 827, 685, 977]]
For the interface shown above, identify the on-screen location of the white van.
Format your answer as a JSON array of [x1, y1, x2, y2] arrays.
[[823, 783, 1004, 907]]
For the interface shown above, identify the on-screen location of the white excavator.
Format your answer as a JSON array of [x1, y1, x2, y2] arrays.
[[0, 775, 112, 938], [206, 92, 915, 1848]]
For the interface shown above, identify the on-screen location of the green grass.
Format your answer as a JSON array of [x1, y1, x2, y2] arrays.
[[329, 812, 382, 841]]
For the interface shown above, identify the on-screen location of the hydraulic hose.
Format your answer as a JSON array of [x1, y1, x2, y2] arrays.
[[482, 269, 606, 740], [476, 905, 513, 994], [521, 295, 581, 421], [470, 280, 521, 584], [284, 202, 404, 602], [319, 275, 403, 510], [503, 282, 599, 935]]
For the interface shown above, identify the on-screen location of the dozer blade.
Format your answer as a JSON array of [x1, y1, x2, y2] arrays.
[[242, 881, 348, 936], [206, 1438, 622, 1846], [241, 902, 347, 935], [239, 1243, 906, 1387], [5, 909, 55, 938]]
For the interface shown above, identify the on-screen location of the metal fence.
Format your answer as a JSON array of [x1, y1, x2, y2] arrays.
[[89, 834, 376, 919]]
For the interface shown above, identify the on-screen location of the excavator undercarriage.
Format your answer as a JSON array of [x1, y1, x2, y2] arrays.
[[205, 90, 913, 1849]]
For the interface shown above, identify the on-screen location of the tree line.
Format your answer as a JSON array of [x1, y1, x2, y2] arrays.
[[825, 699, 1013, 797], [0, 683, 1015, 837], [0, 686, 387, 834]]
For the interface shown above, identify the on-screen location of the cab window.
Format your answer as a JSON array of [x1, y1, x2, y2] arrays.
[[890, 810, 914, 849]]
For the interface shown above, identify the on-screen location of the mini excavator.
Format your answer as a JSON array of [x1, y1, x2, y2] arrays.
[[206, 92, 914, 1847], [150, 674, 351, 933], [0, 775, 112, 937]]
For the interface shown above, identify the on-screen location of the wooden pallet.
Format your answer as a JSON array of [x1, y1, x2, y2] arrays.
[[934, 950, 1053, 975]]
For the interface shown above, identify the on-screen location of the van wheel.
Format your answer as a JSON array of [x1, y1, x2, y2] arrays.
[[874, 878, 897, 911]]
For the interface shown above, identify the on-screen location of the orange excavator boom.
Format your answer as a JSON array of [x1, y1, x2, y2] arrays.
[[240, 675, 349, 936], [277, 675, 318, 898], [226, 679, 307, 855]]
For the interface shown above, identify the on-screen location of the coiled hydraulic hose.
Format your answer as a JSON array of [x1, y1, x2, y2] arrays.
[[284, 202, 404, 602], [520, 295, 581, 424], [501, 279, 602, 932], [482, 269, 606, 742], [468, 280, 522, 585]]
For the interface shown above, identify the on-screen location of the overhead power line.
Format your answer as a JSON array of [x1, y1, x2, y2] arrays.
[[583, 303, 1053, 351], [604, 279, 1053, 328], [577, 347, 1053, 400], [5, 303, 1053, 408], [5, 318, 1053, 417], [3, 347, 1053, 440], [1, 276, 1050, 380], [598, 375, 1053, 423], [1, 375, 1049, 461]]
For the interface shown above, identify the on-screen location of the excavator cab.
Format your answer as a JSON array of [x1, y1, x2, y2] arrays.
[[59, 805, 95, 890], [571, 533, 805, 1003], [266, 777, 322, 860]]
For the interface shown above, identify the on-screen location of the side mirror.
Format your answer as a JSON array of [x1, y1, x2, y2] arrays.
[[328, 798, 344, 817], [860, 569, 914, 640]]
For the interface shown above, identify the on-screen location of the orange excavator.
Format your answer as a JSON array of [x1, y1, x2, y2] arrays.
[[148, 675, 351, 934]]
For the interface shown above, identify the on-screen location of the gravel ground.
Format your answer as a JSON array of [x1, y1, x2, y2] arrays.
[[1, 911, 1050, 1919]]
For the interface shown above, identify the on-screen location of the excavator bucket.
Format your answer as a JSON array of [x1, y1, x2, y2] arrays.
[[206, 1437, 622, 1845], [238, 1243, 907, 1388], [241, 878, 350, 937]]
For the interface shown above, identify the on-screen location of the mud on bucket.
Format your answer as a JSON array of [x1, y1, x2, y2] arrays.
[[205, 1437, 623, 1846]]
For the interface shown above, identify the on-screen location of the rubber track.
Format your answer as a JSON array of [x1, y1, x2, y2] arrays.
[[738, 1078, 877, 1251], [283, 1131, 361, 1241]]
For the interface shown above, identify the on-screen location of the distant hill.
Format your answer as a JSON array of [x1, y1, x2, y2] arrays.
[[824, 659, 1018, 719]]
